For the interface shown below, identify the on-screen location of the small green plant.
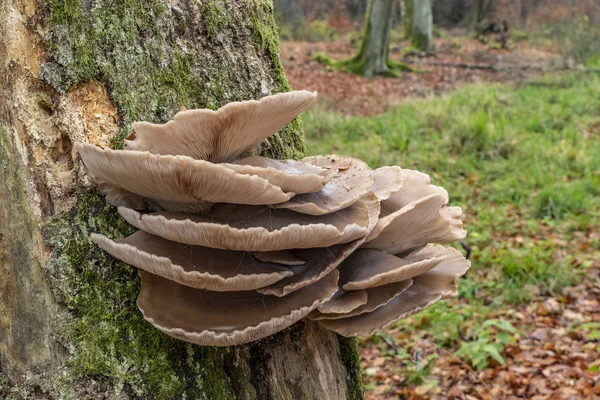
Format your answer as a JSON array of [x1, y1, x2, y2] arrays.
[[570, 322, 600, 341], [454, 319, 516, 370]]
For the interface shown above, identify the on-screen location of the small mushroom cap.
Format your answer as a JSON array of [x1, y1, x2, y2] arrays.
[[380, 169, 448, 217], [91, 231, 293, 291], [252, 251, 306, 266], [317, 247, 470, 336], [257, 192, 381, 296], [363, 193, 466, 255], [316, 290, 368, 314], [75, 142, 293, 213], [273, 155, 374, 215], [137, 269, 338, 346], [370, 166, 405, 201], [126, 91, 318, 163], [118, 199, 371, 252], [224, 156, 337, 194], [339, 248, 445, 291], [312, 279, 413, 320]]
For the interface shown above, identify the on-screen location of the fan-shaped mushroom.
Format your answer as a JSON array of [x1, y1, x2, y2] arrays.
[[75, 142, 294, 213], [257, 192, 381, 296], [126, 90, 318, 163], [137, 269, 338, 346], [117, 199, 373, 252], [317, 248, 470, 336], [92, 231, 293, 292], [363, 193, 466, 255], [370, 166, 404, 201], [338, 247, 445, 291], [78, 90, 470, 347], [224, 156, 337, 194], [312, 279, 413, 320], [273, 155, 374, 215]]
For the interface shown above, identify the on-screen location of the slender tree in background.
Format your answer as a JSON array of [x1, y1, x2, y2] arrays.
[[410, 0, 433, 52], [316, 0, 412, 77], [0, 0, 364, 398]]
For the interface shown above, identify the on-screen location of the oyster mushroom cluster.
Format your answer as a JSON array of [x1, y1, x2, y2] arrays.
[[75, 90, 470, 347]]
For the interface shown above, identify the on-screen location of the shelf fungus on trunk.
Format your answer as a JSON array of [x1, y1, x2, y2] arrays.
[[76, 90, 471, 346]]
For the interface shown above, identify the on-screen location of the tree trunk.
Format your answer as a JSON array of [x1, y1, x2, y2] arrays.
[[410, 0, 432, 52], [401, 0, 413, 39], [0, 0, 364, 399], [347, 0, 396, 77]]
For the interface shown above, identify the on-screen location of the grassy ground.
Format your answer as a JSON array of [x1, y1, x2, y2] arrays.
[[302, 72, 600, 396]]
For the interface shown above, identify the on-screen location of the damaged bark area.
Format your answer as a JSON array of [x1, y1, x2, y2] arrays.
[[0, 0, 364, 398]]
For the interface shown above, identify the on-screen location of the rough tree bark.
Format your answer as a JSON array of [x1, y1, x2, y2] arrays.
[[410, 0, 432, 52], [0, 0, 364, 399]]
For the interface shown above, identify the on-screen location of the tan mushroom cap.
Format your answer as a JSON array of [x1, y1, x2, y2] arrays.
[[126, 91, 318, 163], [75, 142, 293, 213], [118, 199, 371, 252], [370, 166, 405, 201], [257, 192, 381, 297], [316, 290, 368, 314], [339, 248, 445, 291], [312, 279, 413, 320], [252, 251, 306, 266], [273, 155, 374, 215], [224, 156, 337, 194], [92, 231, 293, 291], [137, 269, 339, 346], [380, 169, 448, 217], [318, 247, 470, 336], [363, 193, 466, 255]]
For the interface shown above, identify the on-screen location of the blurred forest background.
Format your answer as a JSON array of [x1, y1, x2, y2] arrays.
[[273, 0, 600, 398]]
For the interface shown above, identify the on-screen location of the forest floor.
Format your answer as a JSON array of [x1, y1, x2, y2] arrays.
[[282, 33, 561, 116], [282, 34, 600, 399]]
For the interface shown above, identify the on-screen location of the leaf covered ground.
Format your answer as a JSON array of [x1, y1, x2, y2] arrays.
[[284, 35, 600, 399]]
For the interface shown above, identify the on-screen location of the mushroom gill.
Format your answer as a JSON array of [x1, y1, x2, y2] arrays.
[[78, 90, 470, 346]]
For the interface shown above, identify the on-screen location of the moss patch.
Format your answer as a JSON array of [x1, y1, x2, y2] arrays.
[[338, 337, 366, 400], [45, 0, 305, 159], [314, 52, 414, 78], [45, 191, 235, 399]]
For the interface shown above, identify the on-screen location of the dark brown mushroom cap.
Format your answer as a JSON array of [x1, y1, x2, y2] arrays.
[[257, 192, 381, 296], [75, 142, 294, 213], [338, 248, 445, 291], [137, 269, 338, 346], [126, 91, 317, 163], [224, 156, 337, 194], [363, 193, 466, 255], [312, 279, 413, 320], [118, 199, 372, 252], [91, 231, 293, 291], [317, 247, 470, 336], [272, 155, 374, 215]]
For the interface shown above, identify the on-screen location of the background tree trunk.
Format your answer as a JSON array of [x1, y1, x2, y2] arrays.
[[346, 0, 396, 77], [410, 0, 433, 52], [0, 0, 364, 398], [401, 0, 413, 39]]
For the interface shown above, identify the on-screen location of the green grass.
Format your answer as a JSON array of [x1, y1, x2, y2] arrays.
[[303, 72, 600, 362]]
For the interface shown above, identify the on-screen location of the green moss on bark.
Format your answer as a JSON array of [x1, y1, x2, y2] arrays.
[[46, 191, 235, 399], [338, 337, 366, 400], [45, 0, 305, 158]]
